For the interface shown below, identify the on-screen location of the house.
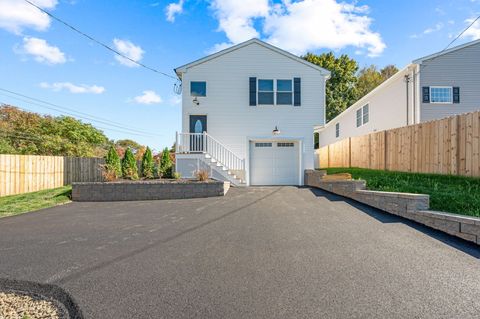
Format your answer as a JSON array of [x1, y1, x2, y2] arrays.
[[174, 38, 330, 186], [317, 39, 480, 149]]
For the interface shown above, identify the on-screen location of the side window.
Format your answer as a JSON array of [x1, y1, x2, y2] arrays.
[[356, 104, 369, 127], [430, 86, 453, 103], [276, 80, 292, 105], [190, 81, 206, 97], [362, 104, 369, 124], [258, 79, 274, 105], [335, 123, 340, 138], [356, 109, 362, 127]]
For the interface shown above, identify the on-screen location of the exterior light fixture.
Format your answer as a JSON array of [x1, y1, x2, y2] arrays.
[[272, 126, 280, 135], [193, 97, 200, 106]]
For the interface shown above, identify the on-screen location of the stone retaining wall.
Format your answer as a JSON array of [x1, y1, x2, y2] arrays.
[[72, 180, 230, 202], [304, 170, 480, 245]]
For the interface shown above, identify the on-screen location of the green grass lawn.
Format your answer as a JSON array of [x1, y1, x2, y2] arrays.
[[0, 186, 72, 218], [324, 168, 480, 217]]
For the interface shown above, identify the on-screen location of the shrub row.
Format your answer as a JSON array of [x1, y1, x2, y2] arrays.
[[104, 146, 175, 181]]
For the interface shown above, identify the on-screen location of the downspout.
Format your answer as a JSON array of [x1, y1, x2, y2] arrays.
[[404, 74, 410, 125]]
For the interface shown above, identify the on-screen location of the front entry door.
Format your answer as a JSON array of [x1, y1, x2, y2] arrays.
[[189, 115, 207, 152]]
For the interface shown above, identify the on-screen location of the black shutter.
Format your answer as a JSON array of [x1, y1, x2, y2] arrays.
[[293, 77, 301, 106], [422, 87, 430, 103], [249, 77, 257, 106], [453, 87, 460, 104]]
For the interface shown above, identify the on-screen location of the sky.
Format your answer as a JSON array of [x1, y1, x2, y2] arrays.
[[0, 0, 479, 152]]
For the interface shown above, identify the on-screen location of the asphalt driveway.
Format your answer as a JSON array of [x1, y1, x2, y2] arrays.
[[0, 186, 479, 318]]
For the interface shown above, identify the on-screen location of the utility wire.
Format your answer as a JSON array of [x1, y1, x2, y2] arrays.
[[0, 89, 162, 137], [23, 0, 178, 80], [443, 14, 480, 51]]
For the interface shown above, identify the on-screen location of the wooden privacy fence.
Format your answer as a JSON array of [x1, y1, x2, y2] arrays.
[[318, 111, 480, 177], [0, 155, 105, 197]]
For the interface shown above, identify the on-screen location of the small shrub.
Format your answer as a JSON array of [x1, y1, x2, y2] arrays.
[[141, 146, 155, 179], [196, 169, 209, 182], [122, 147, 139, 180], [159, 147, 173, 178], [173, 171, 181, 180]]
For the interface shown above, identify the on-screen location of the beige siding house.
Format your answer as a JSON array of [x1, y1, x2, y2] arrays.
[[317, 39, 480, 151]]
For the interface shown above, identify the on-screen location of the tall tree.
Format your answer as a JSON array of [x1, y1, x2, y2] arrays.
[[0, 105, 109, 156], [356, 64, 399, 100], [115, 139, 143, 155], [302, 52, 359, 121]]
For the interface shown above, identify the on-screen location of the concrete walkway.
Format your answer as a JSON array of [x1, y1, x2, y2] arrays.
[[0, 187, 479, 318]]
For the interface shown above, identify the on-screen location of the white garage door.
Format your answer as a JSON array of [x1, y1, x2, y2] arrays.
[[250, 141, 299, 185]]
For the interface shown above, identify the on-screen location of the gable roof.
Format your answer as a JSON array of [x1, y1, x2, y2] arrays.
[[174, 38, 331, 78], [413, 39, 480, 64]]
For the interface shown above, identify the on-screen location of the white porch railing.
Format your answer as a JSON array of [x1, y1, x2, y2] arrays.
[[176, 132, 245, 171]]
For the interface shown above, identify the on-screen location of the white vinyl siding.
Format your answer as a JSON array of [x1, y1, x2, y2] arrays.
[[180, 41, 327, 184]]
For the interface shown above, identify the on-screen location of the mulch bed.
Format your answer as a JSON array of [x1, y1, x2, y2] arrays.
[[0, 291, 67, 319]]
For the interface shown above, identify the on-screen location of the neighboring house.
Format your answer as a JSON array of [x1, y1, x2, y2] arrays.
[[317, 39, 480, 148], [174, 38, 330, 186]]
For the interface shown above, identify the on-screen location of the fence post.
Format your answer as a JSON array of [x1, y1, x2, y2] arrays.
[[348, 137, 352, 168], [384, 130, 387, 171]]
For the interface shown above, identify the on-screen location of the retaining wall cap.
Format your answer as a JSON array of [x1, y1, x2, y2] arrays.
[[356, 189, 429, 199], [416, 210, 480, 224]]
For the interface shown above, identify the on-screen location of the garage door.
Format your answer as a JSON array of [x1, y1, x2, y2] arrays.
[[250, 141, 299, 185]]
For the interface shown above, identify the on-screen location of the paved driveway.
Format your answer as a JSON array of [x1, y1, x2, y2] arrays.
[[0, 187, 479, 318]]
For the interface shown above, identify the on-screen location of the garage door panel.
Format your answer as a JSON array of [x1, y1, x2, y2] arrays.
[[250, 141, 299, 185]]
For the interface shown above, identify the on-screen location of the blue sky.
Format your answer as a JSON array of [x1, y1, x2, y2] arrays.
[[0, 0, 479, 152]]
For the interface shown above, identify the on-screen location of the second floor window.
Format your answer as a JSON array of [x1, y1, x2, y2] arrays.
[[191, 81, 206, 97], [430, 86, 452, 103], [258, 79, 274, 105], [276, 80, 293, 105]]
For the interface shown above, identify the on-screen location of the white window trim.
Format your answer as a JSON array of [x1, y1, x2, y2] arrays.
[[257, 78, 294, 106], [276, 79, 293, 106], [190, 81, 207, 97], [257, 79, 275, 106], [430, 86, 453, 104], [356, 103, 369, 128]]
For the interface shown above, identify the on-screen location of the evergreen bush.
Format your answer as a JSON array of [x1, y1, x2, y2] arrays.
[[122, 147, 139, 180], [141, 146, 155, 179], [159, 147, 173, 178], [105, 145, 121, 179]]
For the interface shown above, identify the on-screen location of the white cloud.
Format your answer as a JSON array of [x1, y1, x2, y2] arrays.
[[39, 82, 105, 94], [169, 95, 182, 106], [165, 0, 184, 22], [411, 22, 444, 38], [208, 0, 385, 57], [0, 0, 58, 34], [19, 37, 66, 64], [133, 90, 163, 105], [112, 38, 145, 67], [462, 17, 480, 40]]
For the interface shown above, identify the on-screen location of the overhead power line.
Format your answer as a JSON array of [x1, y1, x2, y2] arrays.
[[23, 0, 178, 80], [444, 14, 480, 51], [0, 89, 162, 137]]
